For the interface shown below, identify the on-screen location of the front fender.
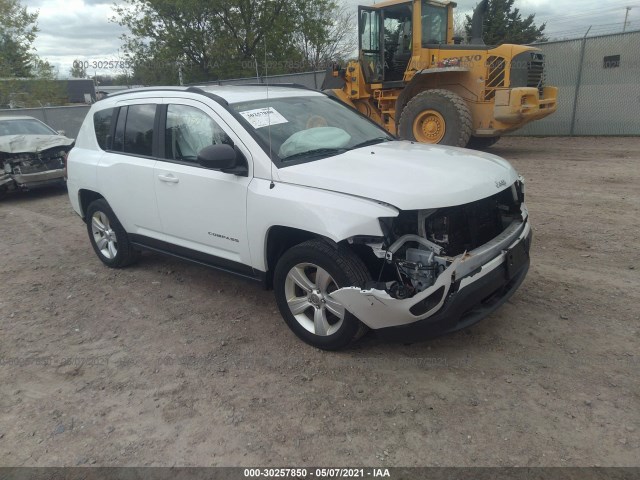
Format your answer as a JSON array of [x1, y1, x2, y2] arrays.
[[247, 178, 399, 271]]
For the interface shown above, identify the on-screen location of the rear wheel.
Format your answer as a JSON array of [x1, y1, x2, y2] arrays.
[[467, 136, 501, 150], [273, 239, 371, 350], [86, 199, 139, 268], [398, 89, 472, 147]]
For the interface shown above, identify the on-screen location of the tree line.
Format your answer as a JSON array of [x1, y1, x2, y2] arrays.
[[0, 0, 66, 107], [3, 0, 546, 101], [107, 0, 355, 85]]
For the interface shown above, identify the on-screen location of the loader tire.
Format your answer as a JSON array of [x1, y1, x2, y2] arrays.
[[398, 89, 472, 147]]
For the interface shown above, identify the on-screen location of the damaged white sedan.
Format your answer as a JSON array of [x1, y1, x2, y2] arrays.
[[67, 85, 531, 350], [0, 116, 73, 196]]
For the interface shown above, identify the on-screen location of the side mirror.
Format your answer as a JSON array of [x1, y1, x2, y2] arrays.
[[197, 144, 248, 176]]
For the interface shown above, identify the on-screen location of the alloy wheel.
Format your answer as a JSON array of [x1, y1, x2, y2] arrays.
[[284, 263, 346, 336]]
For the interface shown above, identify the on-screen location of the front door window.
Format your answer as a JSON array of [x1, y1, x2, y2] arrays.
[[359, 8, 383, 83]]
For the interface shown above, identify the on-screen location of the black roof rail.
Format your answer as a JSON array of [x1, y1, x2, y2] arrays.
[[99, 83, 316, 106], [228, 82, 316, 91], [189, 82, 316, 91], [100, 86, 187, 100], [185, 86, 229, 106], [97, 85, 230, 107]]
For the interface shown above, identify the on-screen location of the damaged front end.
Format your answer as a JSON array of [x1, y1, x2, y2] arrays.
[[0, 135, 74, 193], [336, 179, 532, 334]]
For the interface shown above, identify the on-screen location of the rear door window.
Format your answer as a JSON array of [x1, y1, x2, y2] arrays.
[[123, 104, 156, 157], [112, 107, 127, 152]]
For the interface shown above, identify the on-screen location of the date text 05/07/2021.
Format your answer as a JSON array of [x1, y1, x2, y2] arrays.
[[243, 468, 391, 478]]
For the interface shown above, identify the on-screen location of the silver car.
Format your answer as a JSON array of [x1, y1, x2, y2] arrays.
[[0, 116, 74, 196]]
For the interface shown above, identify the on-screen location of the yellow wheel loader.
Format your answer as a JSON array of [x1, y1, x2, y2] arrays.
[[322, 0, 558, 148]]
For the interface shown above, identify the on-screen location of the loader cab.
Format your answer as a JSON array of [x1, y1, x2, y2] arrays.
[[359, 2, 413, 84], [358, 1, 453, 84]]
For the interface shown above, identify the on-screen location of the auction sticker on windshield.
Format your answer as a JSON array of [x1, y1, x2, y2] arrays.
[[239, 107, 288, 129]]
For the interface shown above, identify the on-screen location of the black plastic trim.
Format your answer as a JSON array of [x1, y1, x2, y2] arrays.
[[185, 86, 229, 106], [129, 234, 264, 282], [214, 83, 314, 91], [381, 80, 406, 89], [99, 87, 188, 101]]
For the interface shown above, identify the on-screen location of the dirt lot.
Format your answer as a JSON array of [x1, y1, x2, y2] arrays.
[[0, 137, 638, 467]]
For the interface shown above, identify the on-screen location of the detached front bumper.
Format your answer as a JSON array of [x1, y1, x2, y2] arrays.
[[0, 174, 12, 188], [493, 87, 558, 125], [376, 247, 529, 341], [12, 169, 66, 189], [332, 219, 532, 338]]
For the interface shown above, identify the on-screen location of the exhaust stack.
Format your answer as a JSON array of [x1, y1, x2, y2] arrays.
[[471, 0, 489, 45]]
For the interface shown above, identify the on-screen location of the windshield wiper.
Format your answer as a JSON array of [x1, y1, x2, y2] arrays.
[[347, 137, 392, 150], [281, 148, 347, 162]]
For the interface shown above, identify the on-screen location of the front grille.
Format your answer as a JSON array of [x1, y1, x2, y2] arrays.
[[527, 54, 545, 97], [424, 187, 522, 257], [510, 51, 546, 98]]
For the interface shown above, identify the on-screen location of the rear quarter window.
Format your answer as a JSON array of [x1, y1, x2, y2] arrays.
[[93, 108, 115, 150]]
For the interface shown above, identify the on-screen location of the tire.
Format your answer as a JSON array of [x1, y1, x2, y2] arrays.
[[467, 136, 501, 150], [86, 198, 139, 268], [273, 239, 371, 350], [398, 89, 472, 147]]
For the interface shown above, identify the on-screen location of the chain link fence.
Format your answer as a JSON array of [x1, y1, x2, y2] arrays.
[[0, 105, 90, 139], [516, 30, 640, 136], [213, 71, 326, 90]]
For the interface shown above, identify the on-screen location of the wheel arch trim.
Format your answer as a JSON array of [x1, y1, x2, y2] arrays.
[[78, 189, 106, 220], [247, 180, 398, 274]]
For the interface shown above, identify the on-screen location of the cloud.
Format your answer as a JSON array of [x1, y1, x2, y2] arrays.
[[26, 0, 127, 76]]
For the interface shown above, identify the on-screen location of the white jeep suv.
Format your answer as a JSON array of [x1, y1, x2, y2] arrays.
[[67, 85, 532, 350]]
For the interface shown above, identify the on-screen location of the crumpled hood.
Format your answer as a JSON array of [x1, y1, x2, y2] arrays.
[[0, 135, 74, 155], [275, 141, 519, 210]]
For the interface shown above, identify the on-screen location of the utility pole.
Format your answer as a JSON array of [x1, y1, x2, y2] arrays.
[[623, 6, 632, 32]]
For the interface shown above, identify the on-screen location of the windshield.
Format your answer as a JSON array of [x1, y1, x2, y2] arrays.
[[231, 96, 394, 164], [0, 119, 58, 136]]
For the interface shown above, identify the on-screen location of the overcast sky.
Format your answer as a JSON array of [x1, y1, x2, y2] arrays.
[[22, 0, 638, 78]]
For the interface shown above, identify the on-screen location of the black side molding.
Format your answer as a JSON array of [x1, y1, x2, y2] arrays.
[[129, 234, 264, 283]]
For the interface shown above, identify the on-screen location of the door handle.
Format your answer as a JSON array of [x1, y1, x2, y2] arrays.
[[158, 174, 179, 184]]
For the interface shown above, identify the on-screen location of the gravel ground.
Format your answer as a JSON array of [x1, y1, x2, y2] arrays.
[[0, 137, 638, 467]]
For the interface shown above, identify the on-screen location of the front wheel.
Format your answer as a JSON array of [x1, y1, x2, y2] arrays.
[[398, 89, 472, 147], [273, 239, 371, 350]]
